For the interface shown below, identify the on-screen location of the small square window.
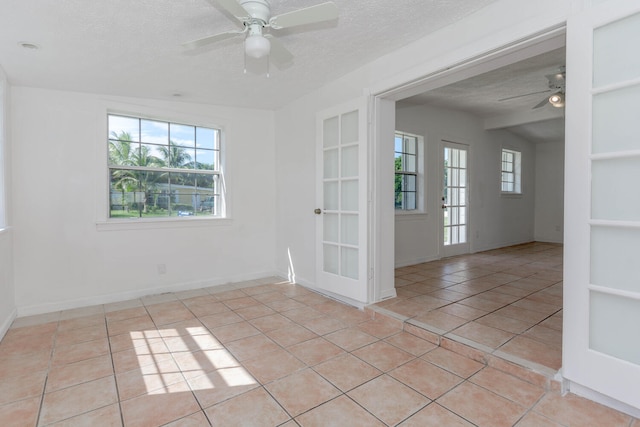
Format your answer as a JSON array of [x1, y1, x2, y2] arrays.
[[501, 148, 522, 194]]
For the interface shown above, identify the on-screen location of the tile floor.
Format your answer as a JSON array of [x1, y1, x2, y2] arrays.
[[374, 242, 564, 376], [0, 273, 638, 426]]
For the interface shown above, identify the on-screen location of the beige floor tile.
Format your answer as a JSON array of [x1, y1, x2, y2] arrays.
[[300, 316, 347, 336], [266, 369, 340, 417], [390, 358, 463, 399], [348, 374, 429, 426], [295, 395, 385, 427], [187, 366, 259, 409], [421, 347, 484, 378], [39, 376, 118, 425], [173, 348, 241, 380], [324, 328, 378, 352], [242, 348, 306, 384], [162, 411, 211, 427], [115, 358, 185, 400], [46, 354, 113, 392], [57, 313, 105, 332], [0, 396, 40, 427], [265, 323, 318, 348], [163, 332, 224, 353], [222, 296, 260, 311], [55, 323, 108, 347], [225, 334, 280, 361], [199, 311, 243, 329], [398, 403, 474, 426], [437, 303, 488, 321], [120, 380, 201, 427], [438, 382, 527, 427], [515, 411, 563, 427], [522, 324, 562, 348], [0, 330, 55, 356], [451, 322, 515, 349], [384, 331, 438, 356], [533, 392, 634, 427], [109, 334, 165, 353], [210, 321, 260, 343], [265, 298, 307, 313], [111, 343, 173, 374], [146, 301, 195, 326], [356, 318, 403, 338], [0, 350, 51, 379], [205, 387, 290, 426], [412, 310, 469, 332], [288, 337, 344, 366], [10, 312, 60, 328], [352, 340, 415, 372], [51, 338, 111, 366], [474, 312, 533, 334], [105, 306, 148, 323], [470, 367, 544, 407], [313, 353, 382, 392], [498, 335, 562, 370], [234, 304, 276, 320], [248, 313, 293, 333], [0, 370, 47, 406], [106, 315, 156, 337], [46, 403, 122, 427]]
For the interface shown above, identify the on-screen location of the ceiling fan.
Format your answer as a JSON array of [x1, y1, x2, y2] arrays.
[[183, 0, 339, 72], [499, 67, 566, 109]]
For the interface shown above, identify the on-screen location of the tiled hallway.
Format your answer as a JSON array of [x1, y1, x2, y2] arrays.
[[1, 273, 638, 426], [375, 242, 563, 375]]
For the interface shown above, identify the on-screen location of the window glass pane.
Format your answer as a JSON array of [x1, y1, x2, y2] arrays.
[[395, 189, 403, 209], [341, 214, 358, 245], [324, 213, 339, 243], [324, 181, 339, 210], [323, 116, 339, 148], [592, 157, 640, 221], [341, 180, 358, 211], [405, 137, 417, 155], [405, 192, 416, 210], [341, 110, 358, 144], [324, 149, 339, 179], [323, 244, 339, 274], [590, 291, 640, 364], [405, 153, 416, 172], [141, 119, 168, 145], [162, 145, 194, 169], [196, 127, 217, 150], [108, 139, 136, 166], [592, 84, 640, 154], [593, 12, 640, 88], [459, 150, 467, 168], [341, 247, 359, 279], [403, 174, 416, 192], [394, 152, 402, 171], [109, 115, 139, 142], [170, 123, 195, 147], [591, 226, 640, 293], [138, 144, 163, 167], [341, 145, 358, 177], [195, 149, 215, 170], [394, 136, 403, 153]]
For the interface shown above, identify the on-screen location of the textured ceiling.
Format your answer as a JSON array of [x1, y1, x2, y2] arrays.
[[0, 0, 500, 109], [399, 48, 566, 143]]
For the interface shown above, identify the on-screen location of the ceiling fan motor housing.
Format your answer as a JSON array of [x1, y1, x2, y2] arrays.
[[239, 0, 271, 24]]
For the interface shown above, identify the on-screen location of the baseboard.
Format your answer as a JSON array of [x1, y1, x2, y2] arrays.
[[568, 381, 640, 419], [0, 307, 17, 340], [395, 255, 440, 268], [471, 239, 536, 254], [533, 236, 564, 244], [16, 270, 280, 317]]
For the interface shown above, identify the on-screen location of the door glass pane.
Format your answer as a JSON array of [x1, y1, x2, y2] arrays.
[[323, 213, 339, 243], [451, 207, 459, 226], [341, 145, 358, 177], [341, 110, 359, 144], [324, 149, 339, 179], [459, 150, 467, 168], [324, 182, 339, 210], [592, 84, 640, 154], [590, 291, 640, 364], [323, 244, 339, 274], [459, 225, 467, 243], [593, 12, 640, 88], [591, 226, 640, 292], [341, 247, 359, 279], [341, 214, 358, 245], [323, 116, 339, 148], [592, 157, 640, 221], [452, 226, 459, 244], [459, 207, 466, 225], [341, 180, 358, 211]]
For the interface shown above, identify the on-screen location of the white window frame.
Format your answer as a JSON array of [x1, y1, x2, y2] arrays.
[[395, 131, 425, 214], [96, 104, 230, 230], [501, 148, 522, 195], [0, 75, 6, 231]]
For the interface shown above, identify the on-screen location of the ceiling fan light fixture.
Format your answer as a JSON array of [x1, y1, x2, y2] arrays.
[[549, 92, 565, 108], [245, 34, 270, 59]]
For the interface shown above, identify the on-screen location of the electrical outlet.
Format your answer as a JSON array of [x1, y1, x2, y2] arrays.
[[157, 264, 167, 275]]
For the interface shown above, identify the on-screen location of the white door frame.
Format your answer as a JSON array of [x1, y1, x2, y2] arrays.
[[440, 140, 471, 258], [369, 27, 566, 304]]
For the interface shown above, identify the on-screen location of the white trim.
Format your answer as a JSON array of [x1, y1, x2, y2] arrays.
[[568, 381, 640, 419], [589, 284, 640, 300], [590, 149, 640, 161], [96, 217, 232, 231], [0, 308, 17, 341], [16, 270, 280, 317]]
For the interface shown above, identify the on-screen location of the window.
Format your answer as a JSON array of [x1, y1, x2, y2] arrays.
[[501, 148, 522, 194], [108, 114, 222, 219], [395, 131, 419, 210]]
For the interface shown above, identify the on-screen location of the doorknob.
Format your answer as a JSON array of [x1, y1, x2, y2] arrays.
[[442, 204, 448, 209], [314, 208, 322, 215]]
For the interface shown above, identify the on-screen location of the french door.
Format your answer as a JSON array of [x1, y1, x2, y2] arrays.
[[564, 0, 640, 411], [315, 99, 368, 304], [441, 141, 470, 257]]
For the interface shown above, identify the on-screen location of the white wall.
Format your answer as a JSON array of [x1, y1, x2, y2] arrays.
[[11, 87, 276, 315], [0, 66, 16, 338], [534, 140, 565, 243], [394, 104, 536, 267]]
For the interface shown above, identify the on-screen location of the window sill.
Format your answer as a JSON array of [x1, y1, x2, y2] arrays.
[[501, 192, 523, 199], [96, 217, 232, 231], [395, 211, 428, 221]]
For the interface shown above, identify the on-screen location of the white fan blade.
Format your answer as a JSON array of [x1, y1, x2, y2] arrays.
[[183, 31, 243, 50], [207, 0, 249, 22], [533, 94, 553, 109], [266, 36, 294, 68], [269, 2, 338, 30], [498, 89, 551, 102]]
